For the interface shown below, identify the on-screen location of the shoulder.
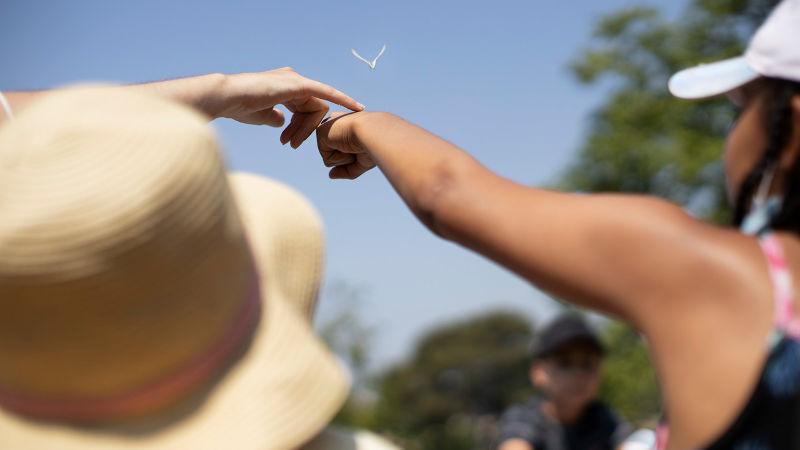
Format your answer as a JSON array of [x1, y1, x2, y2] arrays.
[[597, 194, 767, 325], [500, 396, 545, 423], [583, 401, 625, 427], [498, 397, 549, 443]]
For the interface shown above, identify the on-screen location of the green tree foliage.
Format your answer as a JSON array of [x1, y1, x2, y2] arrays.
[[561, 0, 779, 223], [317, 282, 378, 429], [318, 282, 374, 387], [372, 311, 535, 450], [599, 322, 660, 426]]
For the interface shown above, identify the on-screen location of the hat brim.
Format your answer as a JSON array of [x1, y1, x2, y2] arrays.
[[668, 56, 760, 100], [0, 173, 350, 450]]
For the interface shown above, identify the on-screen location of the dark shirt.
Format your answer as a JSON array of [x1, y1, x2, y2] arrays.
[[496, 396, 631, 450], [702, 336, 800, 449]]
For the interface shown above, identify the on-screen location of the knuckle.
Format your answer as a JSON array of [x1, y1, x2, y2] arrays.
[[297, 83, 312, 98]]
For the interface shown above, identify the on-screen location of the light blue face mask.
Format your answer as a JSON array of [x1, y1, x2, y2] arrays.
[[740, 166, 783, 235], [741, 196, 783, 235]]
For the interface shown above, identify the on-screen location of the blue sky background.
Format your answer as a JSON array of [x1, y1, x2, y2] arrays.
[[0, 0, 687, 371]]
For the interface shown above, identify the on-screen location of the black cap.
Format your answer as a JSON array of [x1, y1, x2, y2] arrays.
[[531, 313, 604, 360]]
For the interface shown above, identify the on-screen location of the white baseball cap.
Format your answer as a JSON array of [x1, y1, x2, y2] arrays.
[[669, 0, 800, 99]]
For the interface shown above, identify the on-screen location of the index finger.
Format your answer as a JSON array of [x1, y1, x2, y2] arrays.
[[301, 79, 364, 112]]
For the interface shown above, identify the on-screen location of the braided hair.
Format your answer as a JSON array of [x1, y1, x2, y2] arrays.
[[732, 78, 800, 232]]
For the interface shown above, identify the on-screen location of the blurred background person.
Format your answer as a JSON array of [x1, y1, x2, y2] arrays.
[[496, 314, 631, 450]]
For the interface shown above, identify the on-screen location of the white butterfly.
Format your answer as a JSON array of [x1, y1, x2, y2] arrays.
[[350, 44, 386, 70]]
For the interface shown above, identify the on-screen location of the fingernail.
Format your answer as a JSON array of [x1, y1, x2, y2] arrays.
[[357, 103, 365, 110]]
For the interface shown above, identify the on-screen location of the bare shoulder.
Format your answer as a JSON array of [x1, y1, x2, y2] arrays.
[[440, 180, 766, 325], [629, 216, 777, 448], [544, 193, 776, 447], [578, 194, 766, 320]]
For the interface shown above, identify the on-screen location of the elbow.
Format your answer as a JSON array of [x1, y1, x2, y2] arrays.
[[414, 155, 476, 240]]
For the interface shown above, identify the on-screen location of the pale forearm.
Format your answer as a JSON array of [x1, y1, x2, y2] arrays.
[[5, 69, 360, 148], [0, 74, 228, 124], [0, 91, 39, 123], [123, 73, 229, 119]]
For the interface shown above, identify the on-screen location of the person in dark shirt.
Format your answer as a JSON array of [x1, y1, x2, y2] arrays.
[[496, 314, 631, 450]]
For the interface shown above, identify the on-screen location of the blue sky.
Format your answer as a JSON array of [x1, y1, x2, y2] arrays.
[[1, 0, 687, 370]]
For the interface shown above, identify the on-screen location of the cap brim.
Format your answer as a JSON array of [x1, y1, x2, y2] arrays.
[[534, 334, 604, 359], [668, 56, 760, 99]]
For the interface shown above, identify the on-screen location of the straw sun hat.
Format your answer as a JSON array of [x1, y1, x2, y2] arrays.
[[0, 87, 351, 449]]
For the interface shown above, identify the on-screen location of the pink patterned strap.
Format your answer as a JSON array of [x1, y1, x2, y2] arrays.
[[655, 422, 669, 450], [759, 233, 800, 339]]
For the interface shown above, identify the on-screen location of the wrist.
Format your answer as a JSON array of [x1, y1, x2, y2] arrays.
[[195, 73, 229, 119], [353, 111, 395, 150], [353, 110, 390, 135], [350, 111, 375, 151]]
